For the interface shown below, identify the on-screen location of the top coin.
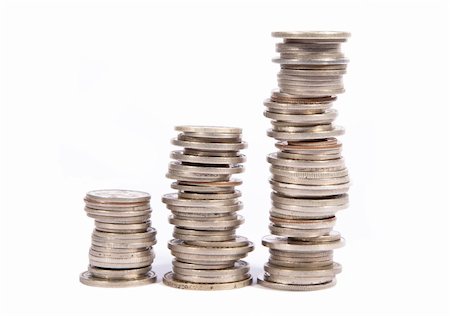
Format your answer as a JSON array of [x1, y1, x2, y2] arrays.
[[272, 31, 350, 40], [175, 126, 242, 135], [86, 190, 151, 203]]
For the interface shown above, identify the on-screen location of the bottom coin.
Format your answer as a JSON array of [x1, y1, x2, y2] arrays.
[[256, 275, 336, 291], [79, 271, 156, 288], [162, 271, 252, 290]]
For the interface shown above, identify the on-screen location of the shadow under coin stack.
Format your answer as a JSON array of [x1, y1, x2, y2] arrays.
[[80, 189, 157, 287], [162, 125, 254, 290], [258, 31, 351, 291]]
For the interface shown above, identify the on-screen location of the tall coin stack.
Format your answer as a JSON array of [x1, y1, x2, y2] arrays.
[[162, 125, 254, 290], [258, 31, 351, 291], [80, 189, 157, 287]]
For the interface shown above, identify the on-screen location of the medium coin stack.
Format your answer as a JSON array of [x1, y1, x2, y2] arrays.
[[162, 125, 254, 290], [258, 31, 351, 291], [80, 189, 157, 287]]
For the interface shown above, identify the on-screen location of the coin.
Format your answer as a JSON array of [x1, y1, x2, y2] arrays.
[[163, 272, 252, 291], [257, 277, 336, 291], [79, 271, 156, 288], [171, 138, 247, 151], [86, 189, 150, 203], [171, 151, 246, 165], [262, 235, 345, 252], [175, 126, 242, 135]]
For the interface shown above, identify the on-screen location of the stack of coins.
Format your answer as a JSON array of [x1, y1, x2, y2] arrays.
[[80, 189, 157, 287], [258, 31, 350, 291], [162, 125, 254, 290]]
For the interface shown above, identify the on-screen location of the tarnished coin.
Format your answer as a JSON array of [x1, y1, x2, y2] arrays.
[[257, 276, 336, 291], [173, 272, 251, 284], [80, 271, 156, 288], [163, 272, 252, 290]]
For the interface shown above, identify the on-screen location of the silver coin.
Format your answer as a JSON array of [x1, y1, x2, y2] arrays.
[[171, 151, 246, 165], [94, 221, 150, 233], [268, 259, 334, 269], [173, 227, 236, 236], [270, 207, 344, 219], [84, 201, 150, 211], [89, 213, 150, 224], [172, 213, 237, 221], [264, 101, 331, 115], [184, 236, 250, 248], [173, 234, 236, 242], [267, 126, 344, 141], [173, 261, 249, 278], [86, 189, 150, 203], [262, 235, 345, 252], [271, 192, 349, 207], [89, 259, 153, 270], [85, 207, 151, 218], [169, 161, 244, 175], [276, 152, 341, 161], [162, 193, 239, 207], [92, 228, 156, 240], [267, 153, 345, 168], [269, 224, 333, 238], [170, 251, 246, 264], [173, 272, 251, 284], [264, 262, 341, 277], [171, 138, 247, 151], [175, 125, 242, 135], [263, 273, 334, 285], [270, 179, 350, 197], [89, 244, 149, 254], [168, 239, 253, 256], [177, 190, 241, 200], [271, 174, 350, 185], [257, 276, 336, 291], [163, 272, 252, 290], [171, 182, 235, 193], [90, 238, 156, 249], [264, 109, 337, 125], [88, 265, 152, 279], [166, 170, 230, 182], [80, 271, 156, 288], [270, 166, 348, 179], [89, 248, 152, 259], [166, 202, 243, 214], [169, 214, 243, 230], [172, 259, 234, 270], [272, 31, 350, 39], [177, 134, 242, 143]]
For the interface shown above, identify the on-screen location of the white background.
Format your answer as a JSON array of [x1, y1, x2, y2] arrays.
[[1, 0, 449, 315]]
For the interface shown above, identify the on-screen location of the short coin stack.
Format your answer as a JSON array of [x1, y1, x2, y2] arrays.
[[258, 31, 351, 291], [80, 189, 157, 287], [162, 125, 254, 290]]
